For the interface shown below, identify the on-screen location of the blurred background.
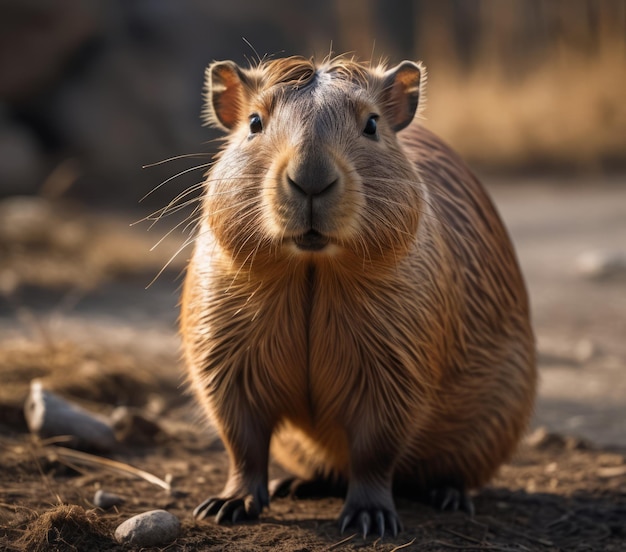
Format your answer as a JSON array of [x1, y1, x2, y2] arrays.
[[0, 0, 624, 204], [0, 1, 625, 448]]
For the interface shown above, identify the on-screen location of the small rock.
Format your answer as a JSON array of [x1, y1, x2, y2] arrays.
[[24, 380, 117, 451], [564, 434, 593, 451], [576, 250, 626, 281], [146, 394, 167, 416], [525, 427, 566, 450], [525, 427, 592, 451], [114, 509, 180, 547], [93, 489, 125, 510], [110, 406, 167, 446], [573, 338, 597, 363]]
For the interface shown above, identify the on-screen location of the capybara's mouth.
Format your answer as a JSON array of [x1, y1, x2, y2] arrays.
[[293, 230, 330, 251]]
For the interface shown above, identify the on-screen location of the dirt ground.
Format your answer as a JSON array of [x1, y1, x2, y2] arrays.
[[0, 177, 625, 551]]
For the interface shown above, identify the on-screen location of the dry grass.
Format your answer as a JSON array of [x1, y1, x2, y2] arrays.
[[0, 196, 185, 293], [13, 504, 112, 552], [425, 42, 626, 171]]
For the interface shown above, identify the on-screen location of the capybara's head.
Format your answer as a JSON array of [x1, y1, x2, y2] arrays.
[[203, 56, 425, 268]]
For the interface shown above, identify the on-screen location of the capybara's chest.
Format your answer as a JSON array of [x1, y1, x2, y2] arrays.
[[192, 262, 443, 433]]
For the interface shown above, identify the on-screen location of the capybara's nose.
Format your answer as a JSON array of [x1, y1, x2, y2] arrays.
[[286, 154, 338, 197]]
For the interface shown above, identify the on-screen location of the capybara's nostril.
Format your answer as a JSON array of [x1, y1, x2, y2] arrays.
[[319, 178, 338, 196], [287, 174, 337, 198], [287, 174, 307, 197]]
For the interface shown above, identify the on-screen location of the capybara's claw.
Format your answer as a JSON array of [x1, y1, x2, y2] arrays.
[[215, 498, 249, 524], [193, 496, 258, 524], [193, 497, 221, 520], [339, 505, 402, 539], [268, 476, 299, 499], [429, 486, 474, 515]]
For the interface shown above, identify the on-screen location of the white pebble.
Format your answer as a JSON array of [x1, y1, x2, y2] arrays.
[[114, 509, 180, 547]]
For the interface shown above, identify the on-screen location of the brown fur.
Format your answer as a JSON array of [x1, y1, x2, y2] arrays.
[[181, 55, 536, 532]]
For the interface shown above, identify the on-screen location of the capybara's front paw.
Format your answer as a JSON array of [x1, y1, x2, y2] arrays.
[[339, 502, 402, 539], [193, 494, 259, 524]]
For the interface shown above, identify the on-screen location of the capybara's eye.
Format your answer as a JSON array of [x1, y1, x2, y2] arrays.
[[363, 115, 378, 137], [249, 114, 263, 134]]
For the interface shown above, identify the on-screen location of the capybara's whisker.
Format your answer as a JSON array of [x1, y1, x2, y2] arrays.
[[145, 191, 204, 230], [182, 206, 203, 235], [140, 163, 213, 203], [150, 205, 202, 251], [146, 225, 210, 288], [142, 153, 212, 169]]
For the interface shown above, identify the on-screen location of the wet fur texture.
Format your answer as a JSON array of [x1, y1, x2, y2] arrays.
[[181, 55, 536, 532]]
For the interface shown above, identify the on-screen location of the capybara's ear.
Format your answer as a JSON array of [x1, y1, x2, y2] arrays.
[[381, 61, 424, 132], [203, 61, 249, 131]]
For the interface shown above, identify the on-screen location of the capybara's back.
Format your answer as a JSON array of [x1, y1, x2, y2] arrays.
[[181, 55, 536, 538]]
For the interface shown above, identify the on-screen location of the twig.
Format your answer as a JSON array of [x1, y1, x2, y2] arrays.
[[545, 512, 572, 528], [28, 440, 61, 504], [390, 538, 417, 552], [503, 527, 552, 547], [429, 541, 515, 551], [0, 502, 36, 512], [46, 446, 171, 491], [326, 533, 356, 550], [442, 527, 484, 544], [597, 465, 626, 478], [481, 516, 553, 547]]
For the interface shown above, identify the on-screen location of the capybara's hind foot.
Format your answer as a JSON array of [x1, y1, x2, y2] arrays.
[[429, 486, 474, 515], [269, 475, 346, 499]]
